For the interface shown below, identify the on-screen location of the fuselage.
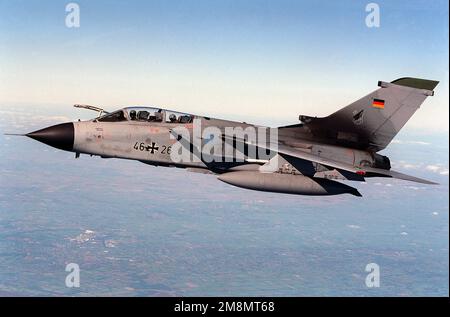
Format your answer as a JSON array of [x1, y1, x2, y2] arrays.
[[28, 106, 386, 176], [73, 107, 264, 169], [24, 76, 440, 196]]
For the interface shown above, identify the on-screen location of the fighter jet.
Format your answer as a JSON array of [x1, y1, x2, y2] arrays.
[[15, 77, 439, 197]]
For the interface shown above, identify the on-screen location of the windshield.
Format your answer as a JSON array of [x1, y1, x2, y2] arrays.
[[97, 110, 127, 122], [165, 110, 193, 123], [125, 107, 163, 122], [96, 107, 195, 123]]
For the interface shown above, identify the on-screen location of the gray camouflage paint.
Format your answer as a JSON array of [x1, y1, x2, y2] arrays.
[[26, 77, 439, 197]]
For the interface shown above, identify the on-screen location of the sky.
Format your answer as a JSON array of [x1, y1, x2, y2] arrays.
[[0, 0, 448, 132]]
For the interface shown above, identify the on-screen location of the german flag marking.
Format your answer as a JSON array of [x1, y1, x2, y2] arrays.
[[372, 98, 385, 109]]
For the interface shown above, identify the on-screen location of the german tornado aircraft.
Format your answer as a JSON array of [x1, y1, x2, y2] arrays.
[[16, 77, 439, 197]]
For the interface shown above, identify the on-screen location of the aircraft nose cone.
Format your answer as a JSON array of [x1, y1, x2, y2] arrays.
[[27, 122, 74, 151]]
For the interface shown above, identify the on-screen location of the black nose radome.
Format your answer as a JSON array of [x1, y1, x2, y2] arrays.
[[27, 122, 74, 151]]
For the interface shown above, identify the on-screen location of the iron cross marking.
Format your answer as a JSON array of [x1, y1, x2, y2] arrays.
[[145, 142, 159, 154]]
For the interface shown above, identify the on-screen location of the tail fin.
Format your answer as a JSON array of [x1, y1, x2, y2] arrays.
[[303, 78, 439, 151]]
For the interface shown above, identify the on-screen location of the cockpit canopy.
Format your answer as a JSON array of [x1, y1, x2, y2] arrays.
[[96, 107, 194, 124]]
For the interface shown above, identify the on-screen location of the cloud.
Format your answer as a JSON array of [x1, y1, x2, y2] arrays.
[[426, 164, 449, 176], [391, 161, 449, 177], [402, 163, 419, 169], [0, 109, 73, 130], [31, 115, 71, 122], [426, 165, 441, 172], [391, 139, 431, 146], [391, 161, 421, 170]]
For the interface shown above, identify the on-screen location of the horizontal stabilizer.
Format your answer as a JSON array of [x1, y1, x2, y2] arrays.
[[373, 169, 439, 185]]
